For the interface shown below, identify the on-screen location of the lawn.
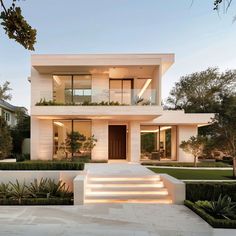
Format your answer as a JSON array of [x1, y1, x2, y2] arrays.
[[149, 168, 234, 180]]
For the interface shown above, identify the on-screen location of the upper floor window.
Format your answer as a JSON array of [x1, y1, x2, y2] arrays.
[[2, 110, 10, 122], [53, 75, 92, 104]]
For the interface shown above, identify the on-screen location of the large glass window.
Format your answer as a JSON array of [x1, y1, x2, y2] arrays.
[[140, 125, 177, 161], [53, 75, 92, 104], [109, 79, 133, 104], [53, 119, 92, 160]]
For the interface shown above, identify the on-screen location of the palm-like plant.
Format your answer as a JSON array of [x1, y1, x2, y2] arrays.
[[45, 179, 70, 198], [196, 195, 236, 220], [26, 178, 48, 198], [9, 180, 30, 204], [0, 183, 11, 199]]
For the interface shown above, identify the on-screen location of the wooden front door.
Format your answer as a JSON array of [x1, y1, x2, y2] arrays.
[[109, 125, 126, 159]]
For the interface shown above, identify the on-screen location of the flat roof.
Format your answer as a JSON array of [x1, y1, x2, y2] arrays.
[[31, 53, 175, 74]]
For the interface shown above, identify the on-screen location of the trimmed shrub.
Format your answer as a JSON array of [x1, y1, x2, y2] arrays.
[[185, 200, 236, 228], [0, 161, 84, 170], [186, 182, 236, 202], [0, 198, 72, 205]]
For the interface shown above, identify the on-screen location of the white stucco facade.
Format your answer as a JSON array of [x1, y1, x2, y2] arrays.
[[29, 54, 214, 162]]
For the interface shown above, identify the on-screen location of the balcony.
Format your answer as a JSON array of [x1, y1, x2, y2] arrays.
[[31, 89, 162, 120]]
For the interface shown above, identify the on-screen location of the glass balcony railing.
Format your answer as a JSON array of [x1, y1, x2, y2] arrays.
[[37, 89, 159, 106]]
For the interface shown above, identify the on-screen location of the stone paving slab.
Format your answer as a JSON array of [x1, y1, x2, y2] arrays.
[[0, 204, 235, 236]]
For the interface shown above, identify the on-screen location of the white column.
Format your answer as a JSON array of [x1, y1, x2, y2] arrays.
[[128, 121, 140, 163], [91, 120, 108, 161]]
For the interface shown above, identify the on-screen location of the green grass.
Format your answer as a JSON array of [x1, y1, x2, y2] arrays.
[[142, 161, 231, 167], [149, 168, 234, 180]]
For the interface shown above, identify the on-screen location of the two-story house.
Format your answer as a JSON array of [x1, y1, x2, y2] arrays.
[[0, 99, 27, 127], [30, 54, 213, 163]]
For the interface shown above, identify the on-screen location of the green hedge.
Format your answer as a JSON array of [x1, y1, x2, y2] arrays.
[[0, 161, 84, 170], [0, 198, 72, 205], [185, 200, 236, 228], [186, 182, 236, 202]]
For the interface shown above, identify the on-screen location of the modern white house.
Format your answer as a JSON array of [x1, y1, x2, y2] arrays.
[[30, 54, 213, 163]]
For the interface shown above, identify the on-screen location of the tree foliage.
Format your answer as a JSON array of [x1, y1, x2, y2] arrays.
[[211, 94, 236, 177], [10, 108, 30, 154], [0, 0, 36, 50], [180, 135, 206, 167], [0, 116, 12, 159], [166, 68, 236, 113], [0, 81, 12, 101]]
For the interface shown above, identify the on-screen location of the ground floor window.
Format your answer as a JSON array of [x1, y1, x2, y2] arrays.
[[53, 119, 92, 160], [140, 125, 177, 161]]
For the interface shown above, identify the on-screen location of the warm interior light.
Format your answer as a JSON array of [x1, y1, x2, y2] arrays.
[[141, 126, 172, 133], [53, 75, 62, 86], [137, 78, 152, 98], [53, 121, 64, 127]]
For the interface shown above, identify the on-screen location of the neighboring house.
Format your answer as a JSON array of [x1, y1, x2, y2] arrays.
[[29, 54, 214, 162], [0, 99, 27, 127]]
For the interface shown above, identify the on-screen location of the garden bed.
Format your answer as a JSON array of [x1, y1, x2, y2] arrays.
[[185, 200, 236, 228], [0, 161, 84, 170], [186, 182, 236, 202]]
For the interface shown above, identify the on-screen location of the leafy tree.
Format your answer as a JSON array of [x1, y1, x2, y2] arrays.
[[65, 131, 86, 157], [0, 0, 36, 50], [166, 68, 236, 113], [0, 116, 12, 159], [179, 135, 206, 167], [211, 94, 236, 178], [10, 108, 30, 154], [0, 81, 12, 101]]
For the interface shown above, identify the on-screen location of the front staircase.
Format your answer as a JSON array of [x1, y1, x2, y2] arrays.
[[84, 174, 172, 204]]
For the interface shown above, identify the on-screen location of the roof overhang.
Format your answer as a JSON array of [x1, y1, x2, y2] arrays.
[[31, 53, 175, 75]]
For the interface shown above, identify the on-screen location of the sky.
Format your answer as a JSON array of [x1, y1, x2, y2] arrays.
[[0, 0, 236, 111]]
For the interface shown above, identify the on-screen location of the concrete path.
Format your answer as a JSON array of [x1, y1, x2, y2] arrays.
[[0, 204, 235, 236]]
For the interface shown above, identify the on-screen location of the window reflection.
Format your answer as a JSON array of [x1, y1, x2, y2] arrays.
[[53, 75, 92, 104], [140, 125, 177, 161]]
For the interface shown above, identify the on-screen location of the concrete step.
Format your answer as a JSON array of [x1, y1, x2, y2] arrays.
[[86, 191, 169, 200], [85, 198, 172, 204], [88, 176, 161, 182], [87, 183, 165, 191]]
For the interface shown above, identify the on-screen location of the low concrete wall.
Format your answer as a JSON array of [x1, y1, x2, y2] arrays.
[[0, 171, 82, 191], [160, 174, 185, 204], [73, 171, 87, 205]]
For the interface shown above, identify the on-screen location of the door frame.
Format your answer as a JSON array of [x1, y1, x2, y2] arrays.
[[108, 124, 127, 160]]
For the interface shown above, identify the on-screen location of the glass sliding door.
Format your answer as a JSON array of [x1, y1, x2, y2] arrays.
[[53, 76, 72, 104], [140, 125, 177, 161], [53, 119, 92, 160], [73, 75, 92, 103], [53, 75, 92, 104], [109, 79, 133, 104]]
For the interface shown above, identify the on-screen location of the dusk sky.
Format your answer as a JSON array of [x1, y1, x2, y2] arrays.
[[0, 0, 236, 111]]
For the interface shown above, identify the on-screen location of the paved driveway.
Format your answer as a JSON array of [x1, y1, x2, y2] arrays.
[[0, 204, 235, 236]]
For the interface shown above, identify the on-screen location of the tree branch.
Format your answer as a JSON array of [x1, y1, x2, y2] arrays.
[[0, 0, 8, 15]]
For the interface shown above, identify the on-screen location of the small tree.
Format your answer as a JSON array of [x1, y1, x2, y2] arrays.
[[65, 131, 86, 157], [179, 135, 206, 167], [0, 116, 12, 159], [82, 135, 97, 154]]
